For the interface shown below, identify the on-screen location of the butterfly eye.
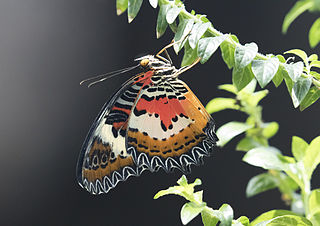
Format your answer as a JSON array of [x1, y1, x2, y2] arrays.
[[140, 59, 149, 68]]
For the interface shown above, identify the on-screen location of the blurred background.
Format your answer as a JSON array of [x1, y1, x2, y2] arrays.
[[0, 0, 319, 225]]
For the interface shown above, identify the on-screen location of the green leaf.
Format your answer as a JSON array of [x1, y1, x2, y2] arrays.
[[284, 62, 304, 82], [180, 202, 205, 225], [116, 0, 128, 15], [309, 189, 320, 217], [308, 54, 318, 61], [243, 146, 290, 171], [252, 58, 280, 88], [262, 122, 279, 139], [220, 35, 239, 69], [310, 212, 320, 226], [272, 66, 286, 87], [216, 122, 253, 147], [259, 215, 312, 226], [292, 77, 312, 108], [291, 136, 308, 161], [236, 137, 263, 152], [232, 64, 255, 91], [246, 173, 278, 198], [166, 6, 182, 24], [205, 98, 239, 113], [188, 22, 210, 49], [149, 0, 158, 8], [174, 19, 194, 53], [218, 204, 233, 226], [251, 210, 300, 225], [285, 49, 308, 65], [234, 42, 258, 69], [156, 4, 170, 38], [300, 86, 320, 111], [310, 60, 320, 69], [201, 208, 219, 226], [309, 18, 320, 48], [218, 84, 237, 94], [236, 216, 250, 226], [128, 0, 143, 23], [197, 35, 227, 64], [303, 136, 320, 179], [282, 0, 314, 34], [181, 42, 198, 67]]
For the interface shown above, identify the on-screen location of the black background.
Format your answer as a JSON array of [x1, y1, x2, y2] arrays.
[[1, 0, 319, 225]]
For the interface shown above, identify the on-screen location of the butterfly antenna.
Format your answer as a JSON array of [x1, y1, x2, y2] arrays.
[[80, 64, 139, 87]]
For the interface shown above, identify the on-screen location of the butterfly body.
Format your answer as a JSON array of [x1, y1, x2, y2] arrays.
[[77, 54, 217, 194]]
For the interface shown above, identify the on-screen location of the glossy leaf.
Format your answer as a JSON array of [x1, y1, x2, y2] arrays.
[[188, 22, 210, 49], [292, 77, 312, 108], [243, 146, 290, 171], [216, 122, 253, 147], [198, 35, 227, 63], [220, 35, 239, 69], [181, 42, 198, 67], [166, 6, 182, 24], [262, 122, 279, 139], [303, 136, 320, 179], [299, 86, 320, 111], [128, 0, 143, 23], [246, 173, 278, 198], [308, 54, 318, 61], [149, 0, 158, 8], [251, 210, 300, 225], [174, 19, 194, 53], [180, 202, 204, 225], [236, 137, 262, 151], [310, 60, 320, 69], [310, 212, 320, 226], [232, 65, 255, 91], [282, 0, 314, 34], [285, 49, 308, 65], [116, 0, 128, 15], [245, 90, 269, 107], [309, 18, 320, 48], [259, 215, 312, 226], [252, 58, 280, 88], [201, 209, 219, 226], [272, 66, 286, 87], [218, 204, 233, 226], [218, 84, 237, 94], [236, 216, 250, 226], [309, 189, 320, 217], [291, 136, 308, 161], [284, 62, 304, 82], [234, 42, 258, 69], [206, 98, 239, 113], [156, 4, 170, 38]]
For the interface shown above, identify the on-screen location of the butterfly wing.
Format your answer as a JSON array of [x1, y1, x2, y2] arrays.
[[127, 78, 217, 174], [77, 71, 154, 194]]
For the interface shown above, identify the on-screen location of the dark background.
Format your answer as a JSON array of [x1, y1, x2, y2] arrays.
[[1, 0, 319, 225]]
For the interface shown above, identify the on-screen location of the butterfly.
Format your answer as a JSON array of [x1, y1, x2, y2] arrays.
[[76, 43, 218, 195]]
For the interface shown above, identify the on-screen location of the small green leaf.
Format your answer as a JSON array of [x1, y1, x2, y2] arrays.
[[309, 18, 320, 48], [234, 43, 258, 69], [188, 22, 211, 49], [236, 216, 250, 226], [261, 215, 312, 226], [272, 66, 286, 87], [292, 77, 312, 108], [284, 62, 304, 82], [299, 86, 320, 111], [198, 35, 227, 63], [262, 122, 279, 139], [149, 0, 158, 8], [282, 0, 314, 34], [218, 84, 237, 94], [236, 137, 262, 152], [251, 210, 300, 225], [310, 212, 320, 226], [243, 147, 290, 171], [181, 42, 198, 67], [166, 6, 182, 24], [303, 136, 320, 179], [285, 49, 308, 65], [309, 189, 320, 217], [174, 19, 194, 53], [116, 0, 129, 15], [156, 4, 170, 38], [177, 174, 188, 186], [291, 136, 308, 161], [232, 65, 255, 91], [246, 173, 278, 198], [205, 98, 239, 113], [308, 54, 318, 61], [128, 0, 143, 23], [220, 35, 239, 69], [180, 202, 205, 225], [252, 58, 280, 88], [216, 122, 253, 147], [201, 208, 219, 226], [245, 90, 269, 107], [310, 60, 320, 69], [218, 204, 233, 226]]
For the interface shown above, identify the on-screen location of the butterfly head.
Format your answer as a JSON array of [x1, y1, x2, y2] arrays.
[[135, 55, 176, 74]]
